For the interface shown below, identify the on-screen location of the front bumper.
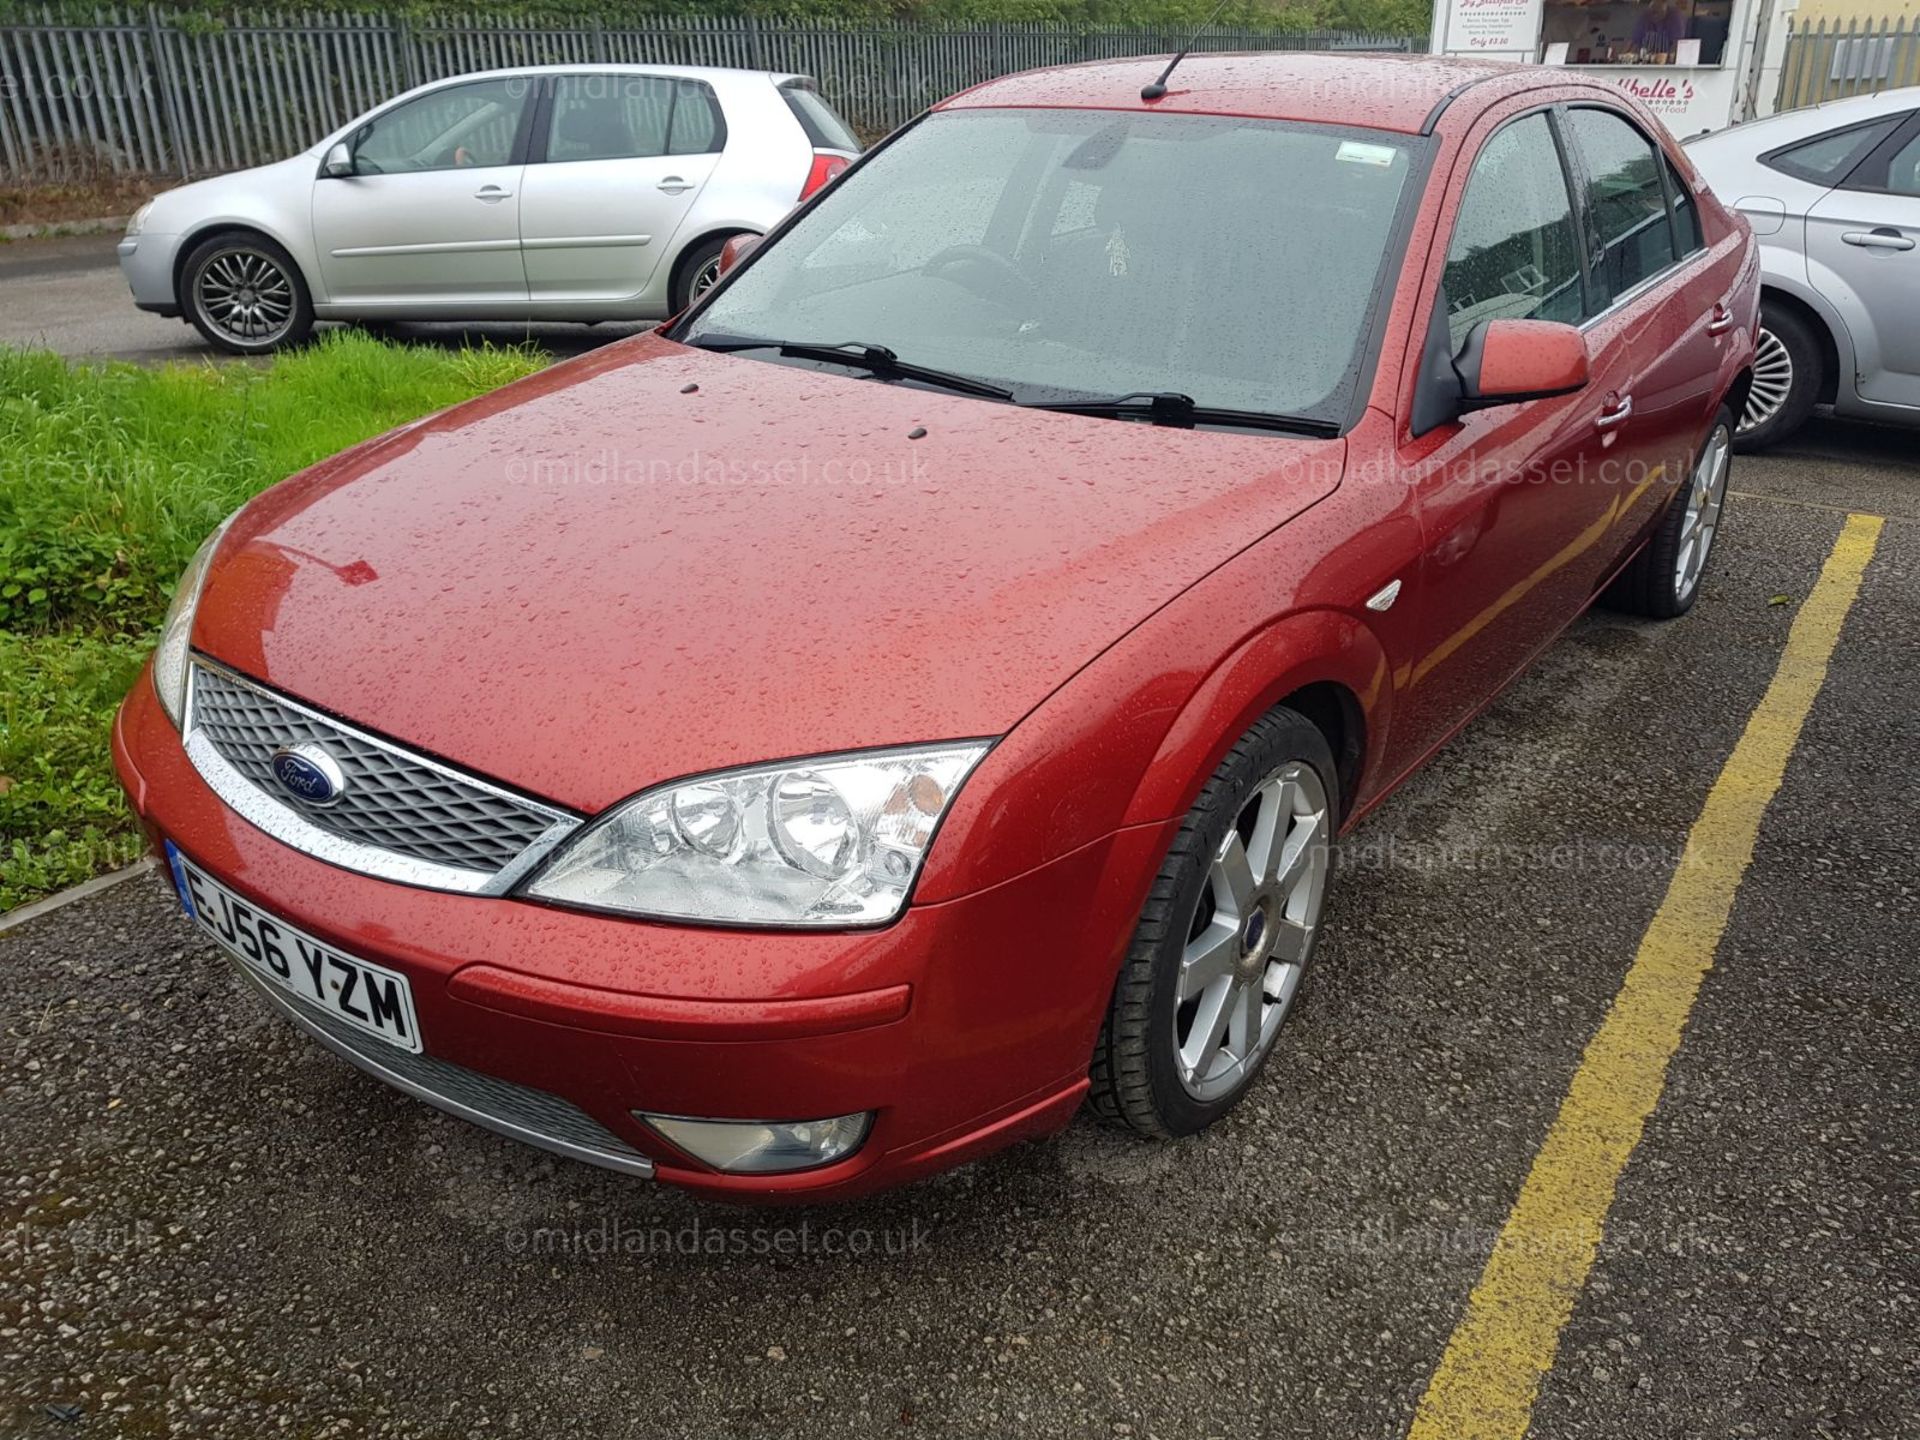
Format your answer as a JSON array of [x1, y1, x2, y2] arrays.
[[114, 668, 1169, 1201], [118, 233, 182, 314]]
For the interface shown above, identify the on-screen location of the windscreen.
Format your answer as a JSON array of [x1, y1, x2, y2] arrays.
[[684, 107, 1419, 422]]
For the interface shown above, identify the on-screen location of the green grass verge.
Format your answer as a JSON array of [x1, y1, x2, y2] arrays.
[[0, 333, 545, 911]]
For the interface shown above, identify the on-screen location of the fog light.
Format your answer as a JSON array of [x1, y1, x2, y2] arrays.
[[639, 1111, 872, 1174]]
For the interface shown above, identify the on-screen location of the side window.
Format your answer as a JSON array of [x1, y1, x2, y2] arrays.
[[546, 75, 674, 163], [1763, 117, 1903, 186], [1441, 113, 1586, 351], [351, 79, 531, 174], [1830, 115, 1920, 195], [666, 82, 725, 156], [1879, 129, 1920, 196], [1664, 154, 1704, 256], [1566, 108, 1677, 314]]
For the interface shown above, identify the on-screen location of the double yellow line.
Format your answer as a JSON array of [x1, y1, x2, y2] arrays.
[[1409, 513, 1886, 1440]]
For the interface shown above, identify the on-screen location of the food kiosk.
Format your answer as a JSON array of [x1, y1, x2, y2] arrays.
[[1428, 0, 1782, 135]]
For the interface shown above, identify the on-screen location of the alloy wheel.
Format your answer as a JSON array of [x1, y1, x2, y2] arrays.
[[692, 257, 722, 301], [194, 248, 297, 346], [1172, 761, 1330, 1102], [1739, 327, 1793, 435], [1675, 422, 1731, 600]]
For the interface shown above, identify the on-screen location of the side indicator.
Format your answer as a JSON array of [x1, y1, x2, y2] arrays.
[[1366, 579, 1402, 613]]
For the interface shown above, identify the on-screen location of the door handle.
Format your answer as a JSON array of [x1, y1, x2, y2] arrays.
[[1595, 394, 1634, 430], [1841, 227, 1914, 251], [474, 185, 511, 202], [657, 177, 694, 195], [1706, 303, 1736, 336]]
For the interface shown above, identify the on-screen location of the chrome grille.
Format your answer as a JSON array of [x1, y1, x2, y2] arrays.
[[229, 959, 652, 1176], [186, 659, 573, 884]]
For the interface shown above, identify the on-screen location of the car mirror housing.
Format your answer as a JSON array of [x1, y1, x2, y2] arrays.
[[1458, 319, 1591, 411], [717, 232, 762, 279], [321, 141, 354, 179]]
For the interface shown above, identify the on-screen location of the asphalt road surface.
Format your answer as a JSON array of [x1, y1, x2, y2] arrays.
[[0, 234, 649, 362], [1, 246, 1916, 1437]]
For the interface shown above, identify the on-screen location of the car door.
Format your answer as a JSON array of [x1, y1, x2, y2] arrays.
[[515, 73, 726, 304], [1805, 111, 1920, 408], [1560, 104, 1720, 554], [1392, 104, 1649, 766], [311, 76, 535, 306]]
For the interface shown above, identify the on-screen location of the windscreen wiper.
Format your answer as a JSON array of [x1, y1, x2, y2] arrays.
[[687, 334, 1015, 402], [1020, 390, 1339, 437]]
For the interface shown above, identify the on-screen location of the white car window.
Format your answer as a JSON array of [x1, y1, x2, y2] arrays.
[[547, 75, 672, 163], [1866, 126, 1920, 196], [352, 79, 530, 174], [1763, 117, 1903, 186]]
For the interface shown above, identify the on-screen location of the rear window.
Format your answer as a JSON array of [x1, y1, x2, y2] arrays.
[[780, 81, 860, 152]]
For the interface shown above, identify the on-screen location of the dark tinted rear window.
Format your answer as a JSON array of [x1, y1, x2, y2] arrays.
[[780, 81, 860, 152]]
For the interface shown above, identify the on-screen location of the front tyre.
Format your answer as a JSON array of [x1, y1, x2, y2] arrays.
[[181, 232, 314, 354], [1089, 706, 1337, 1139], [1604, 404, 1733, 619]]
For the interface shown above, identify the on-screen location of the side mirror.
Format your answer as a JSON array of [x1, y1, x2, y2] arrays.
[[1458, 319, 1589, 411], [321, 141, 355, 179], [717, 232, 762, 279]]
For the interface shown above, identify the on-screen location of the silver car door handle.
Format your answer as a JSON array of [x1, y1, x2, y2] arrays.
[[657, 177, 694, 195], [1595, 395, 1634, 430], [1841, 228, 1915, 251], [474, 186, 511, 202]]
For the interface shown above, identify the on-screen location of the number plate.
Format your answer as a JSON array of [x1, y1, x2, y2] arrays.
[[165, 842, 423, 1053]]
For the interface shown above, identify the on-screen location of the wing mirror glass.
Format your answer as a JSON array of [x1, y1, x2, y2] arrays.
[[321, 141, 354, 179], [1458, 318, 1590, 411]]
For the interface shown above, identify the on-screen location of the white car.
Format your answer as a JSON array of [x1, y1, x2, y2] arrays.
[[118, 65, 860, 354], [1686, 87, 1920, 447]]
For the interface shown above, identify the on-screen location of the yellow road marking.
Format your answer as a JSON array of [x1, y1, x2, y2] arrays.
[[1407, 512, 1885, 1440]]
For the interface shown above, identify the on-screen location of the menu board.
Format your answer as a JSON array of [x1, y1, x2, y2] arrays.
[[1447, 0, 1544, 52]]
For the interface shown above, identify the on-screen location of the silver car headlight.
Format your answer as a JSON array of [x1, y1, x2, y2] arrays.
[[522, 742, 991, 927], [151, 516, 236, 728], [125, 200, 155, 238]]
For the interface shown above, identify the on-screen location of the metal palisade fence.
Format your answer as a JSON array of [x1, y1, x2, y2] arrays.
[[0, 7, 1421, 182], [1776, 14, 1920, 112]]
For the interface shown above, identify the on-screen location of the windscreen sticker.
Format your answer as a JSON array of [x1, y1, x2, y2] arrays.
[[1336, 141, 1398, 168]]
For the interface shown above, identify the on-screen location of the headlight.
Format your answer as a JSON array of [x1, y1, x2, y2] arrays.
[[126, 201, 155, 238], [522, 742, 991, 927], [151, 516, 236, 728]]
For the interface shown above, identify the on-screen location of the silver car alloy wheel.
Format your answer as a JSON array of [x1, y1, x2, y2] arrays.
[[692, 256, 722, 301], [1739, 326, 1793, 435], [194, 247, 296, 346], [1676, 421, 1731, 601], [1173, 760, 1331, 1102]]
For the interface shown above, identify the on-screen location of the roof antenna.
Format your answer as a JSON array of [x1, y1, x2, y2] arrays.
[[1141, 0, 1234, 102]]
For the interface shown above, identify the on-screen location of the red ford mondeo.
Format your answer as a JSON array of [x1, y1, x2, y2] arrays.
[[114, 52, 1757, 1200]]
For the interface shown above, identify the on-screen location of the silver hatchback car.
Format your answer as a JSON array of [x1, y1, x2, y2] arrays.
[[1686, 86, 1920, 448], [118, 65, 860, 353]]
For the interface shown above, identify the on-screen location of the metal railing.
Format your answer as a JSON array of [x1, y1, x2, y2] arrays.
[[0, 7, 1422, 182], [1775, 14, 1920, 112]]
